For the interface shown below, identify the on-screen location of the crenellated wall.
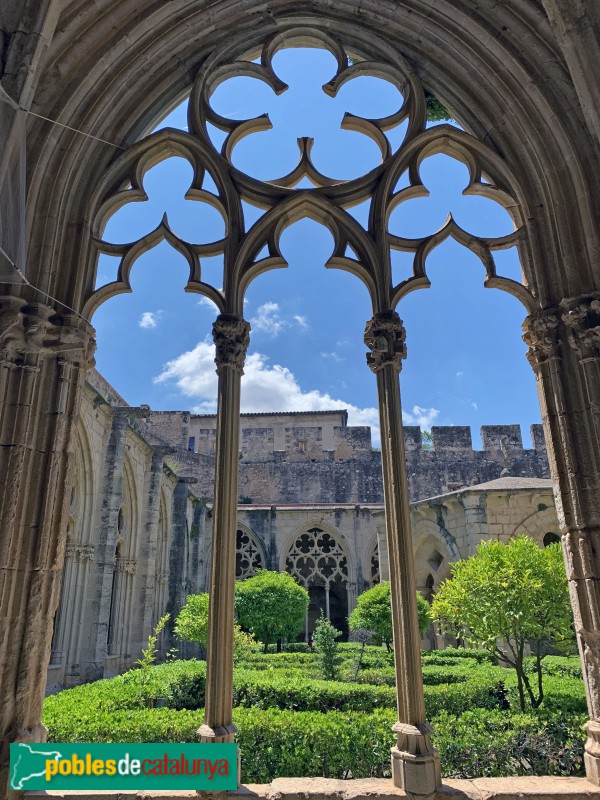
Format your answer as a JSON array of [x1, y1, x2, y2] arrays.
[[169, 413, 549, 503]]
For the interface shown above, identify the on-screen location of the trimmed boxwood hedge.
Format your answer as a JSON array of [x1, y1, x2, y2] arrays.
[[432, 708, 586, 778], [42, 652, 587, 782], [43, 703, 586, 782]]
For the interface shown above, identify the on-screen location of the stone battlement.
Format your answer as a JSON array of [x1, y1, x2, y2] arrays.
[[140, 408, 550, 505], [182, 415, 547, 466]]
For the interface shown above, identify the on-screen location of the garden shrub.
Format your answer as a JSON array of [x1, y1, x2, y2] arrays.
[[352, 668, 396, 686], [424, 666, 510, 717], [263, 642, 311, 654], [353, 665, 472, 687], [422, 647, 494, 664], [232, 670, 397, 712], [432, 708, 586, 778], [540, 656, 582, 680], [44, 700, 586, 782], [312, 614, 342, 680], [43, 651, 588, 782], [504, 675, 587, 716]]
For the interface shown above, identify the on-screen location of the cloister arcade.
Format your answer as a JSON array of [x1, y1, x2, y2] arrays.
[[1, 1, 600, 797]]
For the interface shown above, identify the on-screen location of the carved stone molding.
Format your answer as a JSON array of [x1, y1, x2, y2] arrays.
[[65, 542, 95, 563], [561, 293, 600, 361], [0, 298, 96, 371], [364, 311, 407, 374], [212, 314, 250, 375], [522, 308, 561, 371], [562, 528, 600, 583], [115, 557, 137, 575]]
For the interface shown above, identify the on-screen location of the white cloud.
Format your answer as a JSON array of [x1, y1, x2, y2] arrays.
[[471, 401, 479, 411], [139, 311, 161, 329], [249, 303, 309, 337], [197, 296, 219, 310], [250, 302, 286, 336], [402, 405, 440, 429], [321, 351, 343, 363], [155, 341, 440, 446], [456, 371, 464, 378]]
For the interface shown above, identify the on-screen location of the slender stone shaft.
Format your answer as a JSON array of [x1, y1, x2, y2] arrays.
[[364, 311, 440, 796], [199, 314, 250, 745], [524, 298, 600, 787]]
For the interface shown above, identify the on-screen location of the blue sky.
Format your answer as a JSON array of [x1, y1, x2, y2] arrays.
[[92, 48, 540, 448]]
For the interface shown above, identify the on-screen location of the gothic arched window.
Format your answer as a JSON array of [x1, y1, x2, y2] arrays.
[[236, 529, 264, 580]]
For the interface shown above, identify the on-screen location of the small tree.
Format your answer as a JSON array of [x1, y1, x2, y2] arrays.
[[175, 593, 210, 652], [348, 628, 375, 680], [313, 612, 342, 680], [175, 592, 258, 660], [431, 535, 573, 711], [127, 613, 169, 706], [235, 570, 309, 652], [349, 582, 431, 651]]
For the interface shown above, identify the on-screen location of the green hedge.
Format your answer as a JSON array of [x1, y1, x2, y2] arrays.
[[541, 656, 583, 680], [233, 670, 396, 712], [353, 665, 471, 687], [422, 647, 494, 665], [432, 708, 585, 778], [424, 666, 509, 717], [502, 675, 587, 716], [43, 702, 586, 782], [352, 668, 396, 686]]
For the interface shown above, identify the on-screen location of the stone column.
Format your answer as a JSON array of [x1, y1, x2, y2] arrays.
[[523, 299, 600, 785], [0, 297, 95, 795], [460, 493, 488, 555], [166, 475, 197, 658], [140, 449, 170, 644], [364, 311, 441, 796], [199, 313, 250, 745], [85, 410, 128, 679]]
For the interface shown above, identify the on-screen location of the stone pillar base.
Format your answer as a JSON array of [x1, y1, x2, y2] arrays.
[[391, 746, 441, 798], [197, 721, 238, 743], [197, 723, 241, 786], [585, 721, 600, 786]]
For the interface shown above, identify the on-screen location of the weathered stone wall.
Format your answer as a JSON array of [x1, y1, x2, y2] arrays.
[[155, 410, 550, 504]]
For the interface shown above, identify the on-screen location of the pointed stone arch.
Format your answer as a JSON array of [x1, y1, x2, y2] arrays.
[[281, 521, 353, 640]]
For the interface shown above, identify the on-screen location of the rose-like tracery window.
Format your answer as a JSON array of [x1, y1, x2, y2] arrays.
[[85, 20, 535, 326], [285, 528, 348, 588]]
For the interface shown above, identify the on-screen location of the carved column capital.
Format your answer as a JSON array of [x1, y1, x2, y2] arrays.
[[115, 557, 137, 575], [364, 311, 407, 373], [212, 314, 250, 375], [77, 545, 95, 563], [561, 293, 600, 361], [522, 308, 561, 371], [0, 299, 96, 370]]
